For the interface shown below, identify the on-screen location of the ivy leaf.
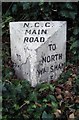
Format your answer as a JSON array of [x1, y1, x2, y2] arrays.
[[42, 111, 54, 120], [65, 3, 73, 9], [69, 11, 77, 20], [49, 85, 55, 92], [70, 41, 78, 50], [29, 91, 37, 102], [15, 83, 22, 93], [73, 27, 79, 35], [51, 102, 58, 109], [23, 3, 30, 10], [39, 83, 49, 92], [12, 4, 17, 13], [60, 10, 77, 20], [47, 95, 57, 102]]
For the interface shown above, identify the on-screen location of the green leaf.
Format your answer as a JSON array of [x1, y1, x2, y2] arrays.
[[12, 4, 17, 13], [14, 104, 19, 110], [43, 99, 48, 103], [60, 10, 77, 19], [70, 41, 78, 50], [65, 3, 73, 9], [38, 83, 50, 92], [75, 76, 79, 84], [42, 111, 54, 120], [73, 27, 79, 35], [32, 104, 37, 109], [24, 100, 30, 105], [51, 102, 58, 108], [23, 3, 30, 10], [69, 12, 77, 20], [29, 91, 37, 102], [3, 16, 13, 24], [15, 83, 22, 93], [48, 95, 57, 102], [70, 37, 75, 42], [49, 85, 55, 92]]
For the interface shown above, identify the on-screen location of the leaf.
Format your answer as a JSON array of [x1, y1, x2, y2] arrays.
[[29, 91, 37, 102], [65, 3, 73, 9], [24, 100, 30, 105], [59, 3, 74, 10], [51, 102, 58, 108], [60, 10, 77, 19], [49, 85, 55, 92], [42, 111, 54, 120], [76, 78, 79, 84], [14, 104, 19, 110], [69, 113, 75, 119], [56, 94, 63, 100], [47, 95, 57, 102], [39, 2, 44, 6], [70, 41, 78, 50], [12, 4, 17, 13], [32, 104, 37, 109], [43, 99, 48, 103], [3, 16, 13, 24], [54, 109, 61, 118], [39, 83, 49, 92], [73, 27, 79, 35], [23, 3, 30, 10], [15, 83, 22, 93], [69, 12, 77, 20]]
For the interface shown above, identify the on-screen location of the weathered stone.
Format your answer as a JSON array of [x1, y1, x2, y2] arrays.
[[9, 21, 66, 87]]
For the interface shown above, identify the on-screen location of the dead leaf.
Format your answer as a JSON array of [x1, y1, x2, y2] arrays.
[[68, 113, 75, 119], [55, 87, 62, 94], [47, 103, 52, 107], [75, 96, 79, 103], [35, 102, 42, 107], [66, 80, 72, 86], [54, 109, 61, 118], [56, 94, 63, 100]]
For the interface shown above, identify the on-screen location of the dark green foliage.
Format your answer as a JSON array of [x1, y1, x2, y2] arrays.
[[2, 2, 79, 120]]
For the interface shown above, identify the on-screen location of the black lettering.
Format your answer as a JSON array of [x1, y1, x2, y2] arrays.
[[47, 56, 50, 62], [24, 37, 28, 43], [29, 37, 34, 42], [38, 30, 40, 34], [25, 30, 31, 34], [35, 23, 39, 27], [24, 23, 29, 27], [52, 44, 56, 50], [50, 75, 54, 79], [59, 53, 62, 60], [55, 54, 58, 60], [48, 44, 52, 51], [37, 67, 46, 76], [40, 37, 45, 42], [48, 44, 56, 51], [51, 55, 55, 61], [42, 56, 46, 63], [45, 22, 50, 27], [54, 64, 58, 70], [32, 30, 37, 34], [34, 37, 39, 42], [59, 63, 64, 69], [50, 65, 54, 72], [37, 70, 42, 75], [41, 29, 47, 34]]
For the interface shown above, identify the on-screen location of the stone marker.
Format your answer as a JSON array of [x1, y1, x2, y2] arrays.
[[9, 21, 66, 87]]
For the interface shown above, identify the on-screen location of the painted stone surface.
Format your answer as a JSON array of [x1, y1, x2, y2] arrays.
[[9, 21, 66, 86]]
